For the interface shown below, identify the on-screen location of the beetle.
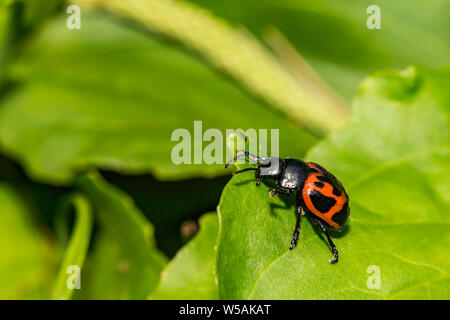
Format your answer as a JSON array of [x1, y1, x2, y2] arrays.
[[225, 150, 350, 263]]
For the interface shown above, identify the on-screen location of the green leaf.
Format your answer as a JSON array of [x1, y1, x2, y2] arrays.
[[51, 194, 93, 300], [0, 12, 317, 184], [0, 181, 53, 299], [308, 66, 449, 224], [72, 171, 167, 299], [75, 0, 351, 134], [217, 66, 450, 299], [188, 0, 449, 101], [149, 212, 219, 300], [0, 0, 61, 81], [105, 173, 228, 256]]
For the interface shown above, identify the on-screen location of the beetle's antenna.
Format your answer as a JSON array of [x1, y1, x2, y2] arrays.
[[232, 167, 258, 175], [225, 150, 266, 168]]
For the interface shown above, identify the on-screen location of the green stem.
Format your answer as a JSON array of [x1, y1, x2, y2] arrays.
[[73, 0, 351, 135], [51, 194, 93, 300]]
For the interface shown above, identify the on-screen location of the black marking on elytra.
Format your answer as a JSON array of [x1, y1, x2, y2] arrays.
[[309, 189, 336, 214], [331, 185, 342, 197], [310, 167, 320, 173], [317, 174, 342, 197], [314, 181, 324, 188], [331, 202, 350, 227]]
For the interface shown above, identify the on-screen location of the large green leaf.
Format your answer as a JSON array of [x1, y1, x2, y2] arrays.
[[217, 66, 450, 299], [0, 181, 53, 299], [72, 172, 167, 299], [0, 12, 317, 185], [188, 0, 449, 101], [149, 212, 218, 300], [104, 173, 228, 256]]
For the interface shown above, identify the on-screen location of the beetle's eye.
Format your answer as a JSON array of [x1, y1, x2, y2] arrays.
[[260, 158, 282, 176]]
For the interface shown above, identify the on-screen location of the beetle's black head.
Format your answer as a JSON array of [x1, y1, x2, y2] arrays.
[[225, 150, 284, 179]]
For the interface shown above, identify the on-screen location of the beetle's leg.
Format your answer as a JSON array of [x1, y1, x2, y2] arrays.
[[289, 203, 302, 249], [232, 167, 258, 175], [230, 165, 262, 187], [269, 188, 293, 198], [310, 217, 338, 264], [255, 166, 261, 186]]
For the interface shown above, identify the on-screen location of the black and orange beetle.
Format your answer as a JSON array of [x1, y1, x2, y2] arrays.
[[225, 150, 350, 263]]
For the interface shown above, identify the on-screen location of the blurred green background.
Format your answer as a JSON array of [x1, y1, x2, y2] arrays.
[[0, 0, 448, 299]]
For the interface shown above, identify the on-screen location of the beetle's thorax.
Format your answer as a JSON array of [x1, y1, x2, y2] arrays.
[[277, 158, 309, 190]]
